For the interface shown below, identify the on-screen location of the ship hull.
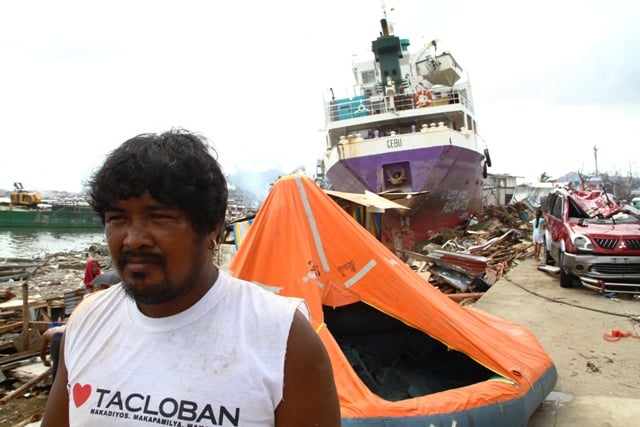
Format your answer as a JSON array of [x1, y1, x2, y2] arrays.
[[325, 137, 484, 252], [0, 206, 103, 229]]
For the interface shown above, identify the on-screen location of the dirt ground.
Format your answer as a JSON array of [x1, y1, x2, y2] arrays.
[[475, 258, 640, 399], [473, 258, 640, 426], [0, 386, 49, 426]]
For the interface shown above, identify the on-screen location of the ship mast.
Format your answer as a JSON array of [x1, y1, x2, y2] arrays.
[[371, 9, 404, 104]]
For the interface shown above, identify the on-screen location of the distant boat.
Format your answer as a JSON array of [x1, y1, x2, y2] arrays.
[[317, 14, 491, 254], [0, 183, 102, 229]]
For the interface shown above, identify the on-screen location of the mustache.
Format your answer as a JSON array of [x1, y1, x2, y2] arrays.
[[118, 251, 166, 267]]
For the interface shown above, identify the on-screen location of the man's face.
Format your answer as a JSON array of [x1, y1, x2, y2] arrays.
[[104, 192, 213, 312]]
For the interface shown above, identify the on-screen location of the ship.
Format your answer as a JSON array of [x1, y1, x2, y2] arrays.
[[0, 183, 102, 229], [317, 15, 491, 255]]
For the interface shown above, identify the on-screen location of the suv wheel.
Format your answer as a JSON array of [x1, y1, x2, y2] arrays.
[[559, 251, 574, 288]]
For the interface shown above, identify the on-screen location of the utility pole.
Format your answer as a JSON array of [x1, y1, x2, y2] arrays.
[[593, 145, 599, 177]]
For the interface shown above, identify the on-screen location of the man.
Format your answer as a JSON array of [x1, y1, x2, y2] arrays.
[[40, 324, 66, 383], [42, 129, 340, 426]]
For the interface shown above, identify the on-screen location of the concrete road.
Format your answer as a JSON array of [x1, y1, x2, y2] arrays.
[[473, 258, 640, 426]]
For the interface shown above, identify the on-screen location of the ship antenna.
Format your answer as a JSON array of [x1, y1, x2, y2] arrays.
[[380, 0, 395, 34]]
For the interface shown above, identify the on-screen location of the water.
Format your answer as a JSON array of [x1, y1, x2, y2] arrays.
[[0, 228, 106, 259]]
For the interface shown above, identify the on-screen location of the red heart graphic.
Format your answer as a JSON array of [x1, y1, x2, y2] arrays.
[[73, 383, 92, 407]]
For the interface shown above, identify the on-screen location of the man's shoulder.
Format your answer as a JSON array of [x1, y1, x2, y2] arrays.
[[81, 284, 122, 303], [221, 271, 307, 317], [69, 285, 124, 321], [224, 272, 297, 300]]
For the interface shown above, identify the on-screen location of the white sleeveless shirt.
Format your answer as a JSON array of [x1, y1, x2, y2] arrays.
[[64, 270, 307, 427]]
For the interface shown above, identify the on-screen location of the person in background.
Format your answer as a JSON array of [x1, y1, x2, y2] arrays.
[[88, 269, 121, 293], [39, 324, 66, 383], [42, 129, 340, 427], [532, 209, 546, 262], [83, 258, 101, 292]]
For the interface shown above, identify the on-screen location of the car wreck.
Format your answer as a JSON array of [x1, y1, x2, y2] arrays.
[[544, 187, 640, 294]]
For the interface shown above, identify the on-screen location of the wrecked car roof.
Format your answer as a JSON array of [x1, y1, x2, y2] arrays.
[[566, 190, 620, 218]]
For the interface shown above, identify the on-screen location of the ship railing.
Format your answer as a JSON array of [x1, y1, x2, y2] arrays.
[[325, 87, 471, 123]]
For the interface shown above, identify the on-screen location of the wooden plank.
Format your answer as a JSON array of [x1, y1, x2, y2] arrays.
[[446, 292, 485, 301], [0, 367, 51, 405], [0, 350, 38, 366], [29, 321, 59, 328], [0, 322, 23, 334], [0, 361, 24, 371], [0, 341, 16, 351], [21, 283, 30, 352]]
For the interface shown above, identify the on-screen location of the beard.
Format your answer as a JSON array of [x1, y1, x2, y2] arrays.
[[121, 275, 186, 305], [117, 250, 193, 305]]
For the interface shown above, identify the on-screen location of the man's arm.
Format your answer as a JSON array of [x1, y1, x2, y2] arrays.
[[275, 310, 341, 426], [40, 329, 52, 366], [41, 334, 70, 427]]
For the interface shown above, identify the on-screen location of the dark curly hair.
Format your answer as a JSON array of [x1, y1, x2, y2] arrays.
[[88, 129, 228, 235]]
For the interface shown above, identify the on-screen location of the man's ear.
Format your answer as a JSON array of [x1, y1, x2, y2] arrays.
[[209, 223, 223, 243]]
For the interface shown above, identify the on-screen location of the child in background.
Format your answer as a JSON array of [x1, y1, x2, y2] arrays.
[[532, 209, 546, 262]]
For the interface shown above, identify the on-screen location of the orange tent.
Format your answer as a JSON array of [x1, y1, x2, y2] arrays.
[[229, 175, 556, 426]]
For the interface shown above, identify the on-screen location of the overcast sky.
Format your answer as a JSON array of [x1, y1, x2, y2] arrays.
[[1, 0, 639, 193]]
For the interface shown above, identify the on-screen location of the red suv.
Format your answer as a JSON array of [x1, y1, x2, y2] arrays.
[[544, 188, 640, 294]]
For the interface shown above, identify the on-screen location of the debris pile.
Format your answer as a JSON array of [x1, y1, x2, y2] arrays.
[[405, 203, 536, 304], [0, 246, 113, 413]]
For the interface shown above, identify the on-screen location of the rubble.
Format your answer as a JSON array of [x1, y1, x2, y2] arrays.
[[405, 203, 536, 304]]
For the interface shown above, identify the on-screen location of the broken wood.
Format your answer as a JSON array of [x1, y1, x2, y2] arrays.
[[400, 207, 547, 299], [0, 321, 23, 334], [0, 350, 39, 366], [0, 367, 51, 405], [427, 250, 488, 277], [446, 292, 485, 301], [21, 282, 30, 352]]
